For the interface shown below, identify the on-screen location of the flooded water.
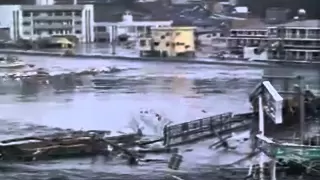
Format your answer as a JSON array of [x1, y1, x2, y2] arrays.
[[0, 54, 319, 179]]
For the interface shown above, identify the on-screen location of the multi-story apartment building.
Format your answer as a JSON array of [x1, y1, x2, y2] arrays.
[[227, 19, 320, 61], [267, 20, 320, 61], [0, 4, 94, 43]]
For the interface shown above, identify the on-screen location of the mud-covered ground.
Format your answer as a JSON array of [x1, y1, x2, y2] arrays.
[[0, 54, 319, 180]]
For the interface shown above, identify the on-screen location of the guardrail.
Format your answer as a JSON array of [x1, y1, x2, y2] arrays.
[[163, 112, 253, 147]]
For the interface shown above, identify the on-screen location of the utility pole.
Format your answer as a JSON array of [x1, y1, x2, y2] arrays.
[[111, 26, 117, 55], [298, 75, 305, 145]]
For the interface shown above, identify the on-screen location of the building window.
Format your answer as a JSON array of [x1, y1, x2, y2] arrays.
[[23, 31, 30, 35], [48, 30, 53, 34], [185, 45, 190, 49], [176, 32, 181, 36], [139, 40, 146, 46], [65, 12, 72, 16], [176, 42, 184, 46], [33, 12, 39, 16], [153, 42, 159, 46], [75, 11, 81, 16], [165, 32, 171, 36], [95, 26, 106, 32], [160, 35, 165, 39], [22, 11, 30, 17], [137, 26, 144, 32], [55, 11, 63, 16], [166, 42, 170, 47], [33, 30, 40, 35], [128, 26, 135, 33], [75, 30, 82, 34], [75, 21, 82, 25], [22, 22, 31, 26]]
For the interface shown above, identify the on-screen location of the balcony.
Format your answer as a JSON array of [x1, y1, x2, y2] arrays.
[[34, 23, 74, 29], [31, 15, 81, 21], [306, 34, 320, 39]]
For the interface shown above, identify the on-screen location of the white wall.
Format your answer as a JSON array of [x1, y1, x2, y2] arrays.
[[0, 5, 23, 41], [13, 4, 95, 43], [81, 4, 94, 42], [36, 0, 54, 5]]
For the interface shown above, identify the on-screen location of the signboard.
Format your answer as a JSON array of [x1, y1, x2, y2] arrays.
[[261, 81, 283, 124], [275, 147, 320, 161], [256, 134, 320, 162], [249, 81, 283, 124]]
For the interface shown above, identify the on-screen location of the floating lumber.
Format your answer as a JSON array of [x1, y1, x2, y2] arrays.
[[163, 112, 254, 147], [0, 130, 141, 162], [0, 66, 123, 79]]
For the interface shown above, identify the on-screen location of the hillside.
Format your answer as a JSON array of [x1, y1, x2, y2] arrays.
[[238, 0, 320, 18]]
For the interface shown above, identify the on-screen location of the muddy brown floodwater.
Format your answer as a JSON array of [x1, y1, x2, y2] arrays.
[[0, 54, 319, 180]]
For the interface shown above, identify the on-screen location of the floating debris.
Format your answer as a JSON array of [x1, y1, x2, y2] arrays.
[[0, 66, 126, 94]]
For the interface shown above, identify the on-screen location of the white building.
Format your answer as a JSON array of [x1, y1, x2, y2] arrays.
[[0, 4, 94, 43], [94, 11, 173, 42]]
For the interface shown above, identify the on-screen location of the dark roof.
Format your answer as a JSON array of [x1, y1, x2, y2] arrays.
[[274, 19, 320, 28], [0, 0, 35, 4], [93, 2, 218, 26], [94, 2, 171, 22]]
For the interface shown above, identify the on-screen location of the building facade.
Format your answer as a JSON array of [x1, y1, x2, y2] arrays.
[[138, 26, 196, 57], [0, 4, 94, 42], [267, 20, 320, 61], [226, 20, 320, 61], [94, 11, 173, 42], [227, 26, 269, 54]]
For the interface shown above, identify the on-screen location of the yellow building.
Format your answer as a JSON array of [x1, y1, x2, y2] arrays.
[[138, 26, 196, 57]]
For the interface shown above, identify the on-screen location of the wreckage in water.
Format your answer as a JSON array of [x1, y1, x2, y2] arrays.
[[0, 130, 144, 162], [244, 75, 320, 179]]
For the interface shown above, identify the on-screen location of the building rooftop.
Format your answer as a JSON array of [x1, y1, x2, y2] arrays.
[[273, 19, 320, 28], [231, 18, 269, 30], [21, 5, 85, 10], [94, 2, 171, 22]]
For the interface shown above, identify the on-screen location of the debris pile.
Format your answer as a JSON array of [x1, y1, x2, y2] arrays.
[[0, 66, 125, 94]]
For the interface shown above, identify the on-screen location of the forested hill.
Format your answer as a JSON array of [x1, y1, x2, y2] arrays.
[[238, 0, 320, 18]]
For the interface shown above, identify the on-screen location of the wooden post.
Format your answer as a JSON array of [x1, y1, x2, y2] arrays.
[[270, 159, 277, 180], [258, 95, 265, 180]]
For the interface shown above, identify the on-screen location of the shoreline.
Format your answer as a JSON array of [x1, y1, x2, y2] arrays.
[[0, 49, 318, 69]]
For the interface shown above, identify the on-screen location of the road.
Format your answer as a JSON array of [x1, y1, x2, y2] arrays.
[[0, 55, 319, 180]]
